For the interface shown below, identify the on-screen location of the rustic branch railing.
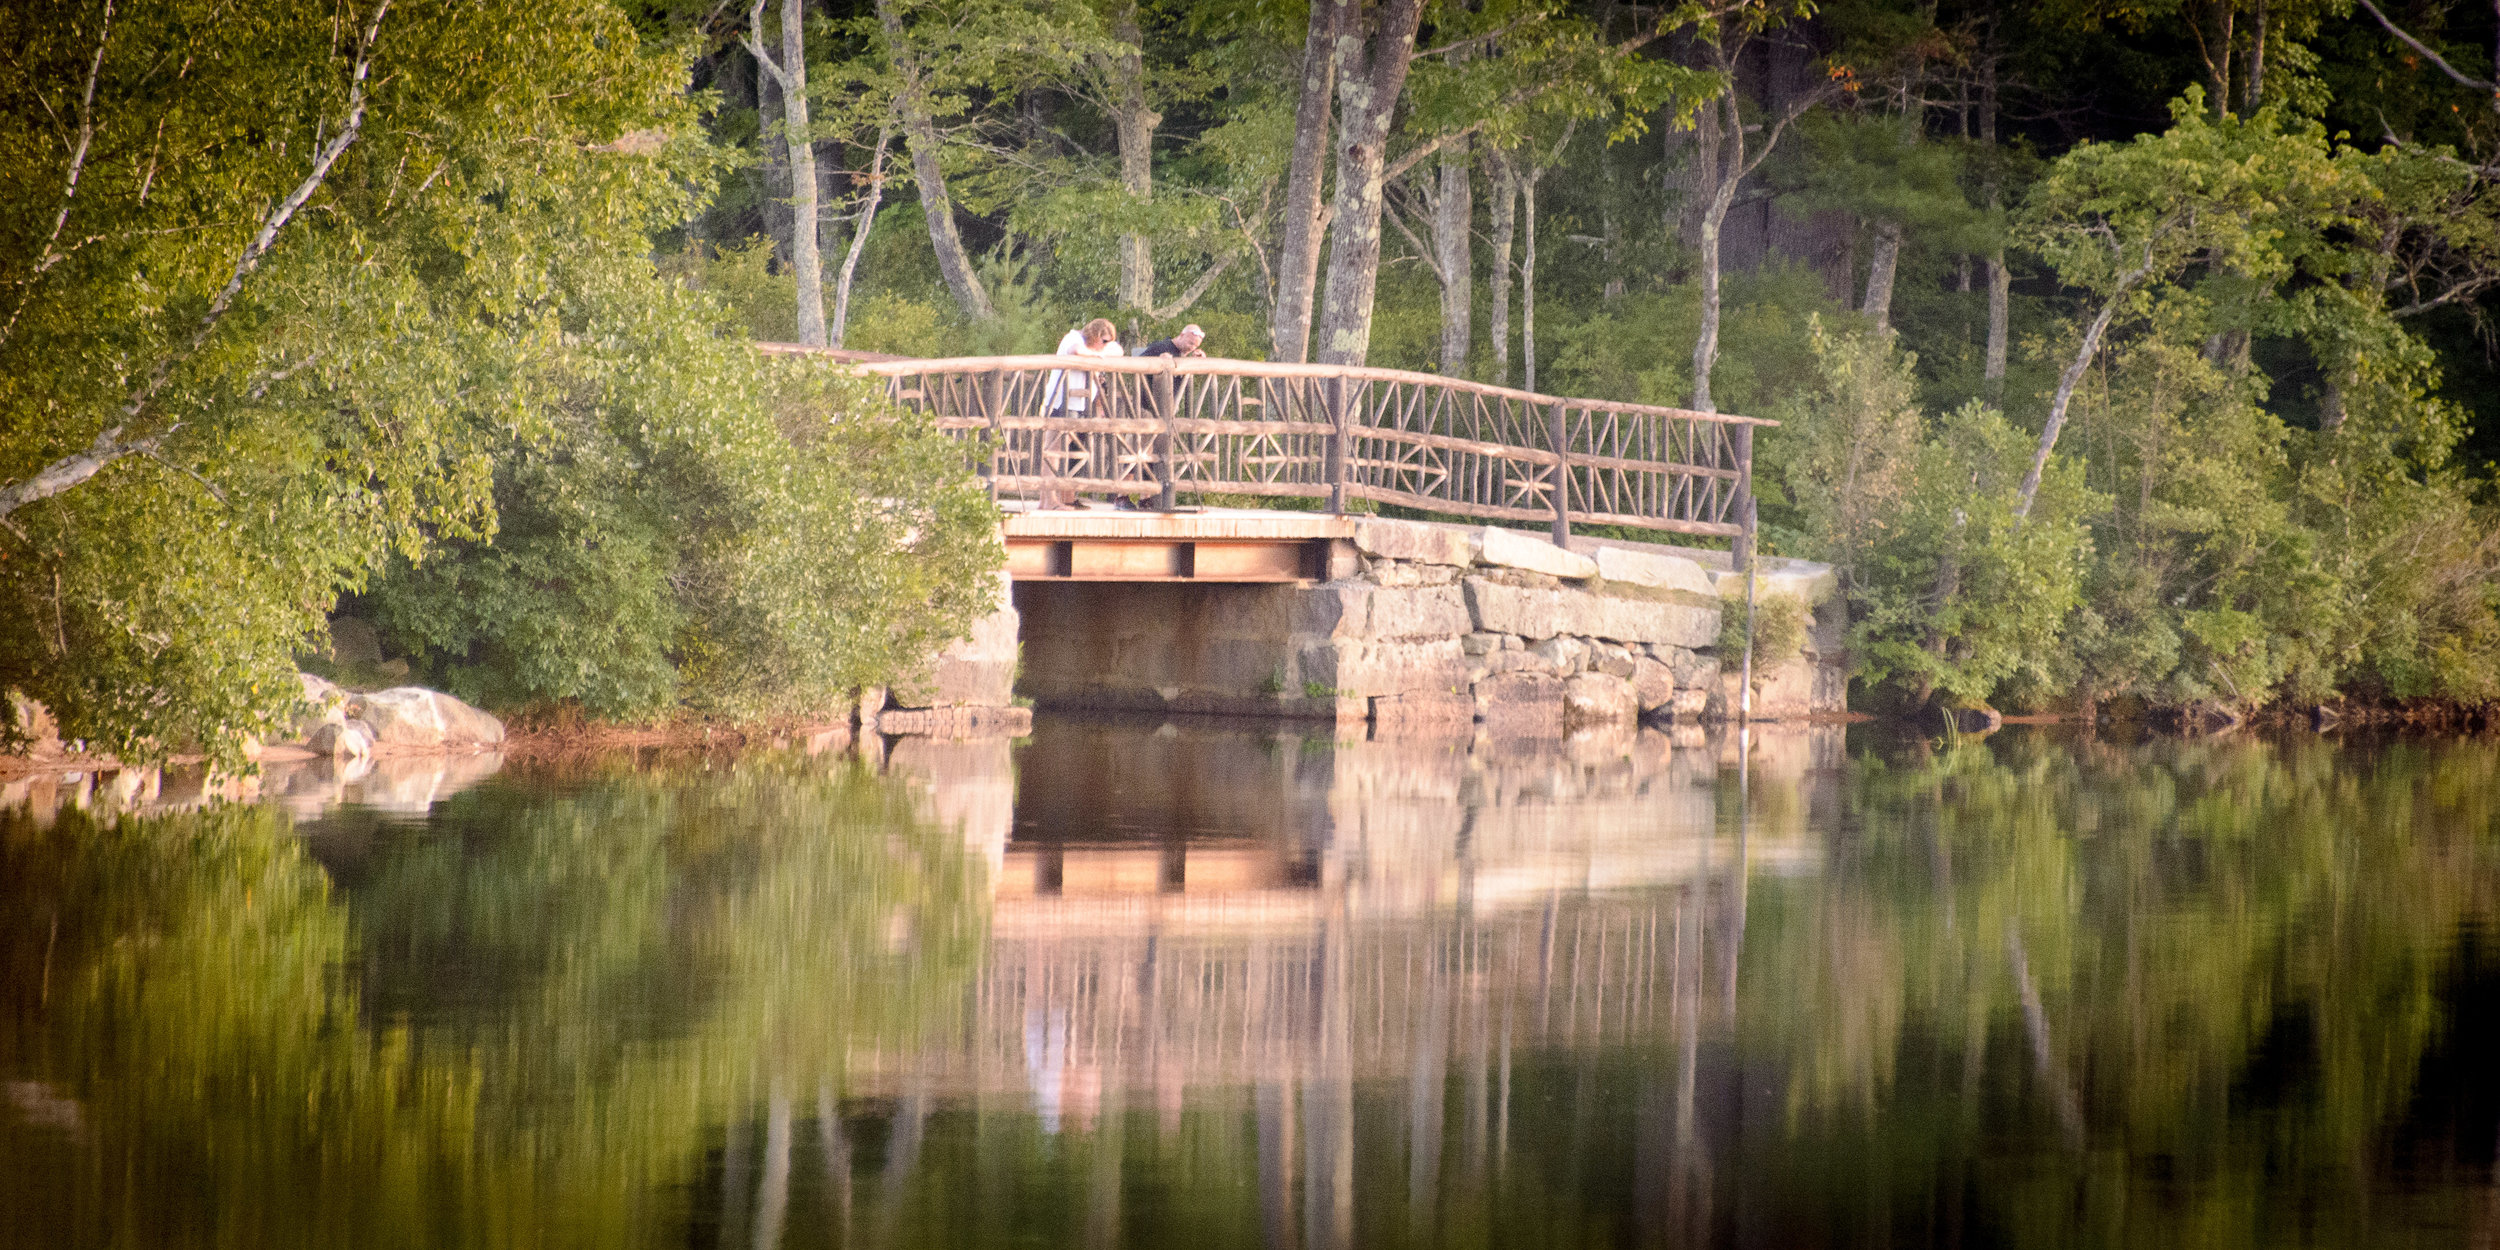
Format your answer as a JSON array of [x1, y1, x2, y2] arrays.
[[761, 346, 1774, 540]]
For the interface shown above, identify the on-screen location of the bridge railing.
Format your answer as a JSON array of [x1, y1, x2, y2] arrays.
[[764, 347, 1772, 540]]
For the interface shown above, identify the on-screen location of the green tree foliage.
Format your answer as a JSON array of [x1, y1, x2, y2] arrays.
[[368, 323, 999, 721], [1759, 94, 2500, 715], [0, 0, 701, 757], [0, 0, 998, 757], [1768, 326, 2096, 708]]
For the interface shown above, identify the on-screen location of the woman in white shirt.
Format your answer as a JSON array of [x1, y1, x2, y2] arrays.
[[1038, 318, 1119, 507]]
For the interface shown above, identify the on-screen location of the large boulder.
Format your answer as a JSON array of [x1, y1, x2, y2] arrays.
[[1562, 672, 1639, 727], [292, 673, 350, 739], [1588, 545, 1719, 597], [306, 719, 376, 763], [1473, 670, 1565, 735], [349, 687, 505, 750], [1366, 585, 1472, 638], [1354, 518, 1474, 566], [1630, 656, 1676, 714], [1464, 577, 1719, 647], [1472, 526, 1599, 580], [6, 691, 62, 759]]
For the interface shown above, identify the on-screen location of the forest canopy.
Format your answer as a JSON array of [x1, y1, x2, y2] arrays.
[[671, 0, 2500, 718]]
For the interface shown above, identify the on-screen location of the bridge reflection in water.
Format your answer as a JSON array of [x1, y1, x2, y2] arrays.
[[846, 716, 1839, 1247]]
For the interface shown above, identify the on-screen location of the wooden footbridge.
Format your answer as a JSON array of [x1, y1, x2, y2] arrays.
[[765, 346, 1771, 579]]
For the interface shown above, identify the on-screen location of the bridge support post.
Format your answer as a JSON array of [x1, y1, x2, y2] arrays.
[[981, 369, 1006, 503], [1546, 400, 1571, 547], [1154, 367, 1178, 512], [1730, 423, 1755, 569], [1325, 375, 1350, 515]]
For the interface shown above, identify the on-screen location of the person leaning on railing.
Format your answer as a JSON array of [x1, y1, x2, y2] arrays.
[[1137, 324, 1205, 360], [1118, 325, 1210, 511], [1038, 318, 1121, 509]]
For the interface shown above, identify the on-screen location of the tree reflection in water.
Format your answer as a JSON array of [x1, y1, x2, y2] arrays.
[[1, 722, 2497, 1248]]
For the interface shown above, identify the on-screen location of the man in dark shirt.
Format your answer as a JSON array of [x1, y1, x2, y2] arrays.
[[1137, 324, 1206, 358], [1118, 325, 1206, 510]]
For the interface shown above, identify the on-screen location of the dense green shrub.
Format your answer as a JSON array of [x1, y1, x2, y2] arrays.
[[369, 309, 999, 721]]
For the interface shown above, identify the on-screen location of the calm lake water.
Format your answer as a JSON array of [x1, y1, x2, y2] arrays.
[[5, 717, 2499, 1248]]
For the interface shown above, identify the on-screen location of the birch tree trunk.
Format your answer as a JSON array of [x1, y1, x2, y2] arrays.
[[1600, 146, 1624, 302], [2206, 0, 2234, 116], [878, 0, 994, 321], [1102, 0, 1158, 310], [758, 70, 794, 277], [1981, 51, 2009, 402], [2243, 0, 2266, 111], [1313, 0, 1428, 366], [1522, 167, 1541, 392], [1985, 249, 2011, 399], [1674, 90, 1721, 259], [1435, 141, 1472, 374], [829, 120, 894, 349], [747, 0, 825, 345], [1270, 0, 1347, 362], [1691, 90, 1745, 413], [1487, 149, 1518, 384], [1860, 220, 1901, 332], [2015, 244, 2158, 518]]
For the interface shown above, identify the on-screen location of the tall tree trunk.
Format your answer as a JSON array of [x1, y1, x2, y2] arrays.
[[1692, 90, 1745, 413], [2206, 0, 2234, 116], [1313, 0, 1428, 366], [2243, 0, 2266, 111], [1435, 140, 1473, 374], [1981, 49, 2008, 403], [1522, 167, 1541, 392], [758, 68, 793, 271], [747, 0, 825, 345], [829, 120, 894, 349], [1985, 254, 2011, 398], [1270, 0, 1347, 362], [1601, 146, 1624, 302], [1675, 91, 1721, 259], [2016, 243, 2158, 518], [1861, 220, 1901, 332], [1487, 149, 1518, 384], [878, 0, 994, 321], [1102, 0, 1158, 310]]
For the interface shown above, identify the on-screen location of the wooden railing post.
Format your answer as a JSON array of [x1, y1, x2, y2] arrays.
[[980, 368, 1005, 502], [1547, 400, 1572, 547], [1731, 422, 1756, 568], [1325, 374, 1350, 515], [1153, 364, 1178, 512]]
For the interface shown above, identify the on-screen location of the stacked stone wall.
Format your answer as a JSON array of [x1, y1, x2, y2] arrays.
[[1011, 518, 1846, 731]]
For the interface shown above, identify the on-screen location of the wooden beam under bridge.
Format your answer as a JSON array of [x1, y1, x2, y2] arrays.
[[1001, 507, 1359, 584]]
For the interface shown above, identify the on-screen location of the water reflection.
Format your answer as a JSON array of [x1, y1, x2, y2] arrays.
[[3, 721, 2498, 1248]]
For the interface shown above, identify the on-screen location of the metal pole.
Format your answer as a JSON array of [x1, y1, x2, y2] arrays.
[[1547, 401, 1572, 547]]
